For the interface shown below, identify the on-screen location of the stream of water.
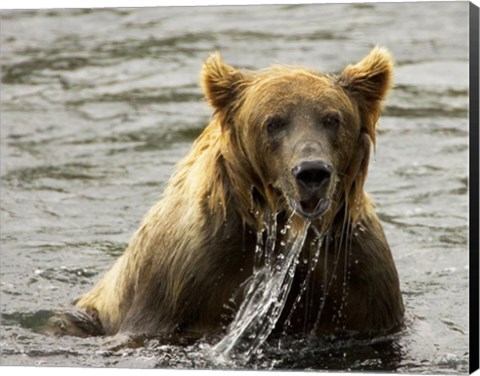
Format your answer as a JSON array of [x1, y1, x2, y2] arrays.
[[212, 216, 310, 364]]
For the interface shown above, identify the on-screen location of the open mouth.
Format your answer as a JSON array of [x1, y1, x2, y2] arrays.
[[290, 196, 331, 220]]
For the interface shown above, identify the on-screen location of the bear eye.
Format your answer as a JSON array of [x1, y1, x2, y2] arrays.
[[265, 116, 288, 134], [323, 113, 341, 128]]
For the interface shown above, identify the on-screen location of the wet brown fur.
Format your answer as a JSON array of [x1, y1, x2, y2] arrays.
[[72, 47, 404, 337]]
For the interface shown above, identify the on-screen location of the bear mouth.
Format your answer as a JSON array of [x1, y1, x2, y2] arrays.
[[290, 196, 331, 220]]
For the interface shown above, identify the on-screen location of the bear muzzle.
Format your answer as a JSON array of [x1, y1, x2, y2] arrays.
[[290, 159, 333, 219]]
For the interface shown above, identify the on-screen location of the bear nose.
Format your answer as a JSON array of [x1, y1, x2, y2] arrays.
[[291, 160, 333, 190]]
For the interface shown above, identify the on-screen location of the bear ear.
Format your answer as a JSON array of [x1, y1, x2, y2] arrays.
[[338, 47, 393, 141], [338, 46, 393, 105], [201, 52, 245, 111]]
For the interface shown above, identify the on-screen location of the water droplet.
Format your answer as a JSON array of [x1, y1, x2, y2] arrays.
[[280, 241, 286, 246]]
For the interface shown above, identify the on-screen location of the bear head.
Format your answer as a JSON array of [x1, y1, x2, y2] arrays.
[[201, 47, 393, 226]]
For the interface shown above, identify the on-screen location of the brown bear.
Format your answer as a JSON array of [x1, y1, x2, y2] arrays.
[[64, 47, 404, 340]]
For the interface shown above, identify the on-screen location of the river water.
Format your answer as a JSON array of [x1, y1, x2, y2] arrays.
[[0, 2, 470, 373]]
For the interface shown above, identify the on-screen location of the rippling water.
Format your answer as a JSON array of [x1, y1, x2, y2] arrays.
[[0, 2, 470, 373]]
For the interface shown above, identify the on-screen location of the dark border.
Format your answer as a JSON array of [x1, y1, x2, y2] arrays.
[[470, 1, 480, 374]]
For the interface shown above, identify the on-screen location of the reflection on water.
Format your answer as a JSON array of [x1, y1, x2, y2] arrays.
[[0, 2, 469, 373]]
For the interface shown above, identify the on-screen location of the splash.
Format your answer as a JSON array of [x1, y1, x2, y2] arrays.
[[210, 214, 311, 365]]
